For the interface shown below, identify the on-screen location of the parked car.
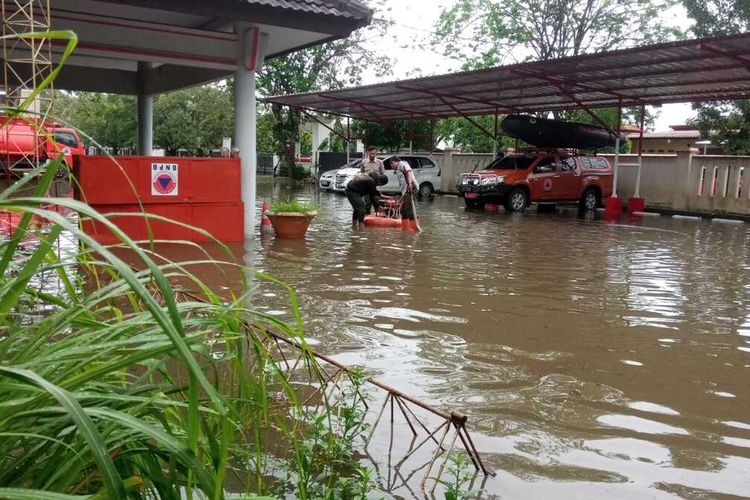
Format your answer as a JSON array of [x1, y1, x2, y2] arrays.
[[457, 151, 613, 211], [332, 155, 441, 197], [318, 169, 337, 190], [319, 159, 362, 191], [50, 127, 86, 168]]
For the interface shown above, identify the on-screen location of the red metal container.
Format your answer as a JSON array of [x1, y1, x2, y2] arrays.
[[75, 156, 244, 243]]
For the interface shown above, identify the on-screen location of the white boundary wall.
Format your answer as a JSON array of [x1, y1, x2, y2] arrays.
[[431, 149, 750, 215]]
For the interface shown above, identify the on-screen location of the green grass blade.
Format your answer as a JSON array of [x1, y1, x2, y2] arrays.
[[0, 488, 88, 500], [0, 367, 126, 499]]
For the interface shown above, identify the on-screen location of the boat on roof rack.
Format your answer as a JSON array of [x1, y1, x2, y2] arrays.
[[502, 114, 617, 149]]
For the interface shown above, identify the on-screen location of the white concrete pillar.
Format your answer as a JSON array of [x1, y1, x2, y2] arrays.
[[233, 23, 266, 239], [612, 136, 621, 197], [137, 61, 153, 156]]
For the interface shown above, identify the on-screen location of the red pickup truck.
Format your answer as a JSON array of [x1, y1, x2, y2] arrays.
[[0, 117, 85, 176], [457, 150, 613, 211]]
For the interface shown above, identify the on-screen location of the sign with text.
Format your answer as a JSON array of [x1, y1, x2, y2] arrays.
[[151, 162, 179, 196]]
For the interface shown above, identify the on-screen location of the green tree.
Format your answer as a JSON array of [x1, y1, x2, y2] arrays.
[[257, 0, 391, 182], [435, 0, 680, 68], [56, 92, 137, 153], [436, 116, 504, 153], [154, 84, 233, 155], [256, 107, 277, 153], [352, 119, 436, 152], [433, 0, 679, 141], [683, 0, 750, 154]]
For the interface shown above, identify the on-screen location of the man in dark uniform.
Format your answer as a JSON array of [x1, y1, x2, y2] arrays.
[[345, 172, 388, 225]]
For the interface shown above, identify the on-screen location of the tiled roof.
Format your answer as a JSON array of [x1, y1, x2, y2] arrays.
[[244, 0, 371, 20]]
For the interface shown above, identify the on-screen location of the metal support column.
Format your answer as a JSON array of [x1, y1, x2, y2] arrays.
[[634, 104, 646, 198], [492, 110, 499, 157], [612, 104, 623, 198], [346, 116, 350, 163], [136, 61, 153, 156], [409, 114, 414, 154]]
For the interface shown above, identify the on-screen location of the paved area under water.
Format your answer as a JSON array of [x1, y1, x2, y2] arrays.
[[252, 184, 750, 499]]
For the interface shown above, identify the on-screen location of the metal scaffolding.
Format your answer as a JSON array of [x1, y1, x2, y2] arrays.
[[2, 0, 54, 175]]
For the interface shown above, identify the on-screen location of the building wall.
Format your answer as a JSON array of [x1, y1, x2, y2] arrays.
[[637, 137, 696, 153]]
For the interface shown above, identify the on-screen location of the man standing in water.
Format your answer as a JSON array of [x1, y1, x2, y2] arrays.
[[388, 156, 420, 229], [358, 146, 384, 214], [360, 146, 384, 176], [345, 171, 388, 225]]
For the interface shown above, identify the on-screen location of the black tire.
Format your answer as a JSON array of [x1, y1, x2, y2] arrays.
[[464, 198, 485, 209], [504, 187, 528, 212], [418, 182, 434, 199], [579, 187, 601, 211]]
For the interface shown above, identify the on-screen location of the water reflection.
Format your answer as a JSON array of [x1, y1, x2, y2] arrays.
[[251, 185, 750, 498], [15, 176, 748, 498]]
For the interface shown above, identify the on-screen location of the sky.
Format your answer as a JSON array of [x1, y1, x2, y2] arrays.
[[358, 0, 696, 131]]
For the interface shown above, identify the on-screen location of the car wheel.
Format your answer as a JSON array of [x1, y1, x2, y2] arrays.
[[418, 182, 434, 199], [504, 187, 528, 212], [579, 187, 600, 211], [464, 198, 485, 209]]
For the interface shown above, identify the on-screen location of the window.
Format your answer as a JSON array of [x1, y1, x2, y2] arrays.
[[483, 156, 535, 170], [483, 156, 516, 170], [53, 131, 78, 148], [404, 157, 420, 170], [533, 157, 556, 174], [560, 158, 577, 171], [586, 157, 609, 169], [419, 158, 436, 168]]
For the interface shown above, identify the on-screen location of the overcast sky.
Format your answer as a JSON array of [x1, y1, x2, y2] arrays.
[[359, 0, 696, 131]]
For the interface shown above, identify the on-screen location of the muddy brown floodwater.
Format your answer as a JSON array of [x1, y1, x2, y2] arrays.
[[14, 177, 746, 498], [249, 184, 750, 499]]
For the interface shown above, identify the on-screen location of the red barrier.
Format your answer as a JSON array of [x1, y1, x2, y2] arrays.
[[627, 197, 645, 214], [75, 156, 243, 243], [604, 196, 622, 220]]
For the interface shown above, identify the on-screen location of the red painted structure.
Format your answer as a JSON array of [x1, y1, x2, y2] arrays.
[[75, 156, 243, 243]]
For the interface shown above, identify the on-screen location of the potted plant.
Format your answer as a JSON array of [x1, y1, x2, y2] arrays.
[[266, 199, 318, 239]]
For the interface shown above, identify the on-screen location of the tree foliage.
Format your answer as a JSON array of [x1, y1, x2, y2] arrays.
[[683, 0, 750, 36], [352, 119, 436, 152], [55, 92, 137, 153], [55, 84, 279, 156], [435, 0, 681, 68], [432, 0, 679, 145], [683, 0, 750, 154], [257, 0, 391, 179], [153, 84, 234, 155]]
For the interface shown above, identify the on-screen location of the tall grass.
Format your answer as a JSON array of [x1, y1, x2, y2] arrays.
[[0, 30, 371, 500]]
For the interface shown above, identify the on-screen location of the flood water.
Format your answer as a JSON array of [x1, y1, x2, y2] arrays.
[[9, 177, 748, 498], [251, 183, 750, 499]]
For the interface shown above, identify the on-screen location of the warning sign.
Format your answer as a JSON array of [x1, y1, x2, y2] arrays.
[[151, 162, 179, 196]]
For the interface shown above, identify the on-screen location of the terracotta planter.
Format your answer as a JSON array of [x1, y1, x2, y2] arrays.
[[266, 212, 317, 239]]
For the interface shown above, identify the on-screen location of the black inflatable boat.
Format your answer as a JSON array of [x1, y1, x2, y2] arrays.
[[501, 114, 617, 149]]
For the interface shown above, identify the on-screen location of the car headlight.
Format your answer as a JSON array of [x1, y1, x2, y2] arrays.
[[481, 177, 497, 186], [496, 176, 505, 183]]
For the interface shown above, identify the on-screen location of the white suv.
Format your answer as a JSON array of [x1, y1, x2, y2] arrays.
[[332, 155, 441, 197]]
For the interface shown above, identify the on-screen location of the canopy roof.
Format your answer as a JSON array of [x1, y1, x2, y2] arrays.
[[264, 32, 750, 122], [4, 0, 371, 95]]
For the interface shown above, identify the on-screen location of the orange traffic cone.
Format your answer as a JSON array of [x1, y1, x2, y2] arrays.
[[261, 200, 272, 227]]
